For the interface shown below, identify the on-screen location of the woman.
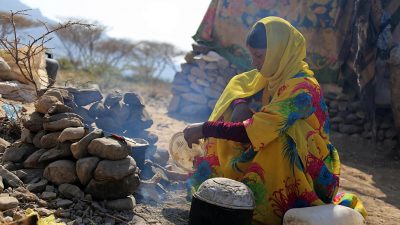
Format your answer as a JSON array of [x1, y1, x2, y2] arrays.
[[183, 17, 366, 225]]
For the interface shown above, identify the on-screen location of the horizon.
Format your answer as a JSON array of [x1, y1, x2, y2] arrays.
[[18, 0, 211, 52]]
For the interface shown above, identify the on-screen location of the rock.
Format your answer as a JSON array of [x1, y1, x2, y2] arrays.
[[0, 176, 3, 193], [0, 166, 23, 187], [35, 95, 63, 114], [364, 122, 372, 131], [338, 124, 363, 134], [56, 199, 73, 208], [68, 88, 103, 106], [95, 117, 124, 133], [45, 185, 55, 192], [13, 168, 44, 184], [378, 130, 385, 141], [20, 128, 34, 144], [91, 201, 106, 212], [88, 137, 130, 160], [109, 102, 131, 121], [41, 191, 57, 200], [43, 89, 66, 102], [88, 101, 108, 118], [191, 67, 207, 79], [36, 207, 53, 217], [328, 100, 339, 109], [106, 196, 136, 211], [204, 87, 221, 99], [43, 118, 84, 131], [43, 160, 78, 185], [47, 104, 73, 115], [195, 78, 210, 87], [338, 102, 347, 112], [23, 149, 47, 168], [150, 148, 170, 167], [2, 162, 20, 171], [344, 114, 358, 124], [180, 104, 210, 116], [45, 112, 83, 123], [58, 184, 84, 199], [181, 93, 207, 104], [380, 118, 394, 129], [356, 110, 366, 119], [383, 139, 397, 149], [168, 95, 180, 112], [0, 56, 11, 72], [39, 142, 72, 162], [58, 127, 87, 143], [0, 196, 19, 210], [27, 179, 48, 193], [138, 108, 153, 129], [385, 128, 398, 139], [0, 137, 10, 153], [208, 100, 218, 109], [348, 101, 362, 112], [362, 131, 372, 139], [192, 43, 211, 54], [72, 107, 94, 125], [33, 131, 46, 149], [23, 112, 44, 132], [71, 129, 103, 159], [76, 157, 100, 186], [205, 62, 218, 70], [94, 156, 137, 181], [2, 142, 36, 163], [124, 92, 144, 106], [104, 92, 122, 108], [40, 132, 61, 149], [3, 217, 13, 223], [84, 194, 92, 201], [172, 84, 191, 93], [85, 172, 140, 200]]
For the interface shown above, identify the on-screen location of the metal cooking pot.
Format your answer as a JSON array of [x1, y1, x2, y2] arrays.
[[189, 177, 256, 225]]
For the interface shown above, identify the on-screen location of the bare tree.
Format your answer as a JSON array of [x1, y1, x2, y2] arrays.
[[0, 10, 92, 94], [93, 38, 139, 70], [54, 18, 106, 69], [130, 41, 184, 81], [0, 11, 39, 37]]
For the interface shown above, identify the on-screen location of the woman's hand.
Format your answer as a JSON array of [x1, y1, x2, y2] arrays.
[[231, 102, 253, 122], [183, 123, 204, 148]]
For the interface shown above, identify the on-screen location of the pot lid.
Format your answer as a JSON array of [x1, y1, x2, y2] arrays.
[[193, 177, 256, 210]]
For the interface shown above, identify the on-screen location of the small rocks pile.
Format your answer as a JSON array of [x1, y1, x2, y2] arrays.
[[69, 88, 158, 164], [325, 92, 398, 148], [0, 88, 148, 222], [68, 88, 156, 144], [168, 43, 244, 116]]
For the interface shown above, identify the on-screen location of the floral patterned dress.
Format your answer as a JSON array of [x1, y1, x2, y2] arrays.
[[187, 71, 366, 225]]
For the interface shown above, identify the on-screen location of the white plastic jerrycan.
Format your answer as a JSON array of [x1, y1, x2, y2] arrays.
[[283, 204, 365, 225]]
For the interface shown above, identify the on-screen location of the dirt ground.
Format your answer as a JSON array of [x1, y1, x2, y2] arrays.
[[142, 91, 400, 225], [0, 85, 399, 225]]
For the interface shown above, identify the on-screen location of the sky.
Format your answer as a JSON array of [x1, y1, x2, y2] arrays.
[[19, 0, 211, 51]]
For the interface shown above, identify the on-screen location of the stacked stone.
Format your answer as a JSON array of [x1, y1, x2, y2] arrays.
[[1, 89, 141, 207], [168, 44, 244, 116], [65, 88, 159, 167], [85, 90, 156, 145], [325, 92, 398, 148]]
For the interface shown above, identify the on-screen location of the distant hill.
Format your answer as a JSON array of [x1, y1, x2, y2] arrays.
[[0, 0, 177, 81], [0, 0, 64, 56]]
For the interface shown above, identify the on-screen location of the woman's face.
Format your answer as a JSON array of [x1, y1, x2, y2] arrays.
[[247, 46, 266, 71]]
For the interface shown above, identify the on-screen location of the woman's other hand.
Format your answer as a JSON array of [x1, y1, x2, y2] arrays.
[[183, 123, 204, 148], [231, 102, 253, 122]]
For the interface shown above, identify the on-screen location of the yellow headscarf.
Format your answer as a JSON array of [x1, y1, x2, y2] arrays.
[[209, 17, 313, 121]]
